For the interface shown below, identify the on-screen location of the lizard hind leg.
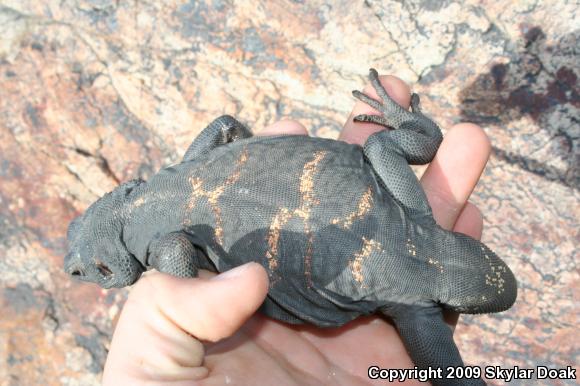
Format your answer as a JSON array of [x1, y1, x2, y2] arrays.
[[363, 132, 435, 222], [355, 68, 445, 222], [353, 68, 443, 162], [382, 302, 485, 386]]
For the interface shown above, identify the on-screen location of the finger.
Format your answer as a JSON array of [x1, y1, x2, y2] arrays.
[[453, 202, 483, 240], [153, 262, 268, 342], [420, 123, 491, 230], [340, 74, 411, 144], [257, 119, 309, 137], [103, 263, 269, 384]]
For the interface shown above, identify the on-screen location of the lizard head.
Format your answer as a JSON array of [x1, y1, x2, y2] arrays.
[[64, 179, 146, 289]]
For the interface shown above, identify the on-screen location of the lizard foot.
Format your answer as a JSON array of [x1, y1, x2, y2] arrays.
[[352, 68, 421, 131]]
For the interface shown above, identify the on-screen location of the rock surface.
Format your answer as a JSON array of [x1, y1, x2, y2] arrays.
[[0, 1, 577, 384]]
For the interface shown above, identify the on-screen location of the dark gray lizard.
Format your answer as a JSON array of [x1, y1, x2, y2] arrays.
[[64, 68, 517, 385]]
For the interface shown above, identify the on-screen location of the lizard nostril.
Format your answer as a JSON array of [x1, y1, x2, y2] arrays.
[[71, 270, 82, 276]]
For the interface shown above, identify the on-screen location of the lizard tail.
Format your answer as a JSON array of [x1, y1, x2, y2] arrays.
[[435, 231, 518, 314]]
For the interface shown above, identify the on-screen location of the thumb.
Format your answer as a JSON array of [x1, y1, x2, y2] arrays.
[[155, 262, 270, 342], [103, 262, 269, 384]]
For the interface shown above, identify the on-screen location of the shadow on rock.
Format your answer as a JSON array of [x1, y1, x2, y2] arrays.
[[459, 26, 579, 189]]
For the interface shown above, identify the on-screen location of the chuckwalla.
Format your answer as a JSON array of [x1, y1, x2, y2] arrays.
[[65, 68, 517, 385]]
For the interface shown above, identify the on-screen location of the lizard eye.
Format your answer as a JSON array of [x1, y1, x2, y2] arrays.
[[96, 261, 113, 277]]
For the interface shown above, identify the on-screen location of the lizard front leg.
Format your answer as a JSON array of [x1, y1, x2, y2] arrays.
[[182, 115, 252, 162], [147, 232, 199, 278]]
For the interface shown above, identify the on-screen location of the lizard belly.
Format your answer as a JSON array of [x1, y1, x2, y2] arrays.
[[152, 135, 430, 324]]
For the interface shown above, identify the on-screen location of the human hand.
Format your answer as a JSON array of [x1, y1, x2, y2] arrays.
[[103, 74, 491, 385]]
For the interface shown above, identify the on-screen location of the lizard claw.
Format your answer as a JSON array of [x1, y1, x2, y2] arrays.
[[410, 93, 422, 113], [353, 113, 393, 129], [352, 68, 427, 131]]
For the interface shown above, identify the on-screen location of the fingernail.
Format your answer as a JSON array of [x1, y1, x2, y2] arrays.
[[212, 262, 256, 281]]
